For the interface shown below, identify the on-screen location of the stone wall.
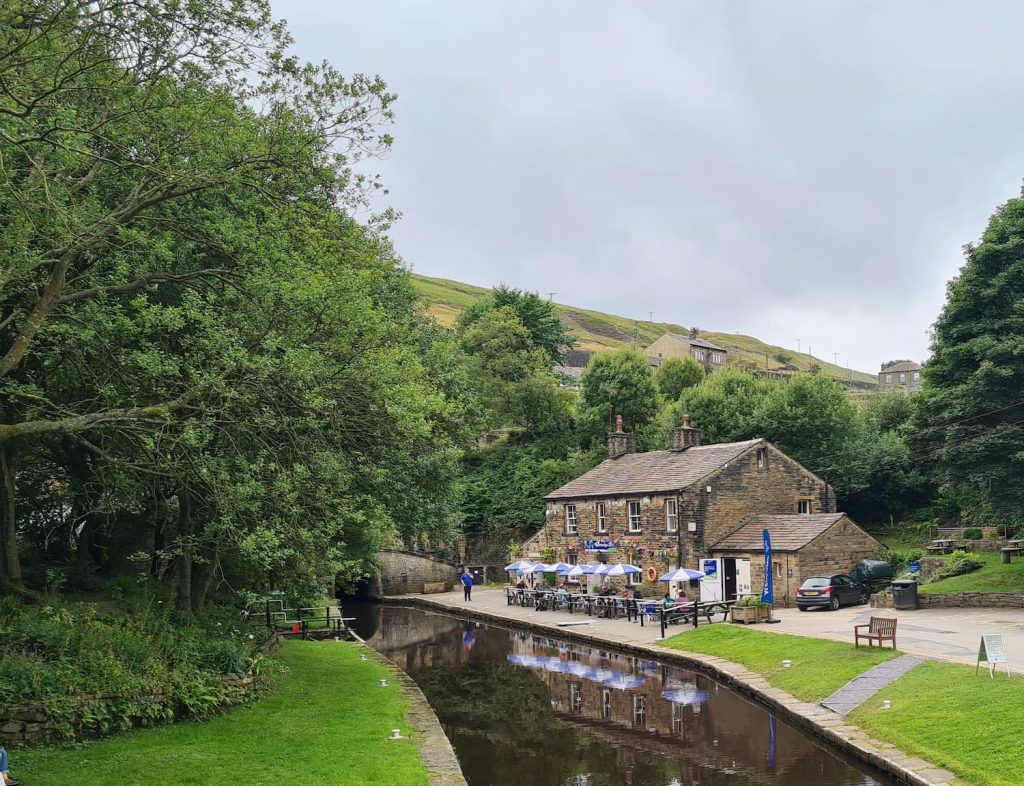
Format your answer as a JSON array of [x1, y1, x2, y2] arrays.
[[378, 549, 458, 595], [918, 592, 1024, 609], [0, 672, 266, 747]]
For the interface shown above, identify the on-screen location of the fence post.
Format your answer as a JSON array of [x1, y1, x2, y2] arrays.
[[660, 608, 666, 639], [265, 600, 271, 629], [693, 603, 699, 629]]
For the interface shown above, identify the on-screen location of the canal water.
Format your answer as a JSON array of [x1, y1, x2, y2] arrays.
[[349, 603, 894, 786]]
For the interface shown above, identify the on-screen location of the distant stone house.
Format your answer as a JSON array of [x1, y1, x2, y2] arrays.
[[878, 360, 922, 393], [644, 330, 727, 374], [709, 513, 879, 607], [552, 350, 592, 388], [539, 416, 878, 606]]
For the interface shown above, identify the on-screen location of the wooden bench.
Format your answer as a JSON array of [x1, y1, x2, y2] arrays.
[[855, 616, 898, 649]]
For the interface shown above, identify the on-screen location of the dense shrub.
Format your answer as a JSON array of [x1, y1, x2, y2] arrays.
[[962, 528, 983, 540], [0, 596, 276, 738], [934, 551, 985, 581], [887, 548, 923, 575]]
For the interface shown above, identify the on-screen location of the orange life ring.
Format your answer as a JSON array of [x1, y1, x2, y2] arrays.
[[645, 566, 658, 583]]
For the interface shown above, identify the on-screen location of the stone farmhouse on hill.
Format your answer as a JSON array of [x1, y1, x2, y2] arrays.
[[643, 330, 727, 374], [537, 415, 879, 606], [878, 360, 922, 393]]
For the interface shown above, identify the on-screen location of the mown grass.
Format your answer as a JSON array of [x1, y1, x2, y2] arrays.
[[410, 273, 877, 384], [849, 661, 1024, 786], [17, 641, 430, 786], [919, 551, 1024, 595], [658, 625, 898, 702]]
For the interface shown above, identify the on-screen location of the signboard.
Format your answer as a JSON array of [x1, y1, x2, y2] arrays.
[[909, 560, 921, 573], [583, 540, 618, 553], [976, 634, 1010, 678], [703, 560, 718, 578]]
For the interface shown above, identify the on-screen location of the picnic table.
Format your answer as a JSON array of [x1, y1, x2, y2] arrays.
[[926, 538, 959, 555], [658, 600, 735, 637]]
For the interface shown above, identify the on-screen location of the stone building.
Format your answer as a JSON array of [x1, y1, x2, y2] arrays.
[[878, 360, 922, 393], [644, 330, 727, 373], [538, 416, 876, 605], [709, 513, 879, 607]]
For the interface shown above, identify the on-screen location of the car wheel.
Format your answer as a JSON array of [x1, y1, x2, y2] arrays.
[[859, 590, 869, 605], [798, 606, 808, 612], [829, 595, 840, 611]]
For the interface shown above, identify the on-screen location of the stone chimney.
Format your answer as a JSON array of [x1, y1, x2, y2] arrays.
[[671, 414, 702, 451], [688, 327, 699, 339], [607, 414, 636, 459]]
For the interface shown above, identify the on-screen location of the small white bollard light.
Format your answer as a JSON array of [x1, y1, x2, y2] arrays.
[[379, 678, 388, 687], [389, 728, 403, 740], [882, 700, 892, 710], [782, 659, 792, 669], [359, 654, 367, 661]]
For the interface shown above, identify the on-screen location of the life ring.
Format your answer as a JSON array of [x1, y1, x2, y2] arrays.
[[645, 566, 658, 583]]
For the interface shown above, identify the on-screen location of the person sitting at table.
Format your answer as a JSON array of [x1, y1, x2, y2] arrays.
[[676, 589, 691, 604], [516, 578, 526, 589], [662, 592, 675, 606]]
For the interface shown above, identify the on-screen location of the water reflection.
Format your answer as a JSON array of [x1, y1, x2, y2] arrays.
[[350, 604, 892, 786]]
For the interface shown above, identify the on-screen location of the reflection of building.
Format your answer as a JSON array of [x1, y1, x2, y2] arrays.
[[878, 360, 922, 393]]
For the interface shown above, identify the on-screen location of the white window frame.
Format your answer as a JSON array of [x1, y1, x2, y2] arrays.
[[899, 372, 907, 382], [885, 373, 893, 383], [756, 448, 767, 469], [602, 688, 611, 719], [775, 561, 783, 579], [570, 682, 582, 714], [693, 349, 705, 362], [628, 501, 642, 532], [627, 571, 642, 586], [565, 504, 578, 534], [633, 694, 646, 727], [596, 502, 607, 533], [671, 701, 683, 735], [913, 371, 921, 381], [665, 499, 678, 532], [797, 499, 811, 514]]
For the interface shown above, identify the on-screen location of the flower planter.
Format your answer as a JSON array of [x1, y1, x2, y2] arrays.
[[730, 605, 765, 624]]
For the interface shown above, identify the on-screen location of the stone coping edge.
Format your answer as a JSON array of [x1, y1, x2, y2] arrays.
[[383, 596, 955, 786], [346, 636, 467, 786]]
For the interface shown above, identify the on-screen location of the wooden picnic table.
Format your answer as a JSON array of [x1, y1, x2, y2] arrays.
[[926, 539, 958, 554]]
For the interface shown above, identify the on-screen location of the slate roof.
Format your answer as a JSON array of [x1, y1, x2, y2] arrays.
[[665, 332, 727, 352], [879, 360, 921, 373], [710, 514, 847, 552], [544, 439, 762, 500]]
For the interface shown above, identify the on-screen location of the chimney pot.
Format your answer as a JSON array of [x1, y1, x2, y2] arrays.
[[671, 414, 702, 451], [683, 414, 691, 428], [608, 416, 635, 459], [615, 414, 623, 433]]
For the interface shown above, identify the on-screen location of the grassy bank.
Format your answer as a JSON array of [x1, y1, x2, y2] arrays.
[[918, 552, 1024, 595], [17, 641, 430, 786], [850, 660, 1023, 786], [658, 625, 899, 702]]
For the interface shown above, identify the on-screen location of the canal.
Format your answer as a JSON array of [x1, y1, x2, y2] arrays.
[[349, 603, 895, 786]]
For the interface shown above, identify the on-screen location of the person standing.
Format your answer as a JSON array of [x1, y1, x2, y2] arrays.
[[0, 746, 19, 786], [460, 568, 474, 601]]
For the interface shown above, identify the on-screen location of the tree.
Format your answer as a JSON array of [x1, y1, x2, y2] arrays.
[[671, 370, 773, 445], [654, 357, 704, 400], [457, 285, 575, 363], [578, 349, 659, 445], [918, 193, 1024, 523]]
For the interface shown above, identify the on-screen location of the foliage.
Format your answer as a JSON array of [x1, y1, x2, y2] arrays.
[[457, 284, 575, 364], [917, 192, 1024, 524], [886, 548, 922, 575], [670, 370, 772, 445], [17, 641, 431, 786], [962, 528, 983, 540], [578, 348, 660, 445], [654, 356, 704, 400], [934, 550, 984, 580], [919, 551, 1024, 595]]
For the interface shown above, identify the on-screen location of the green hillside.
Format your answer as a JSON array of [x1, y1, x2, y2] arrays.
[[411, 273, 878, 387]]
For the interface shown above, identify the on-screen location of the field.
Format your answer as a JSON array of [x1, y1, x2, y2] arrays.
[[411, 273, 878, 386]]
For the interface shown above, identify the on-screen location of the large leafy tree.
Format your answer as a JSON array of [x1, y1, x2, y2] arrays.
[[919, 194, 1024, 524], [578, 348, 660, 445], [457, 285, 575, 364], [654, 356, 705, 401]]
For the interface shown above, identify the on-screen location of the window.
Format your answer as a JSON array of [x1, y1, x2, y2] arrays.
[[568, 553, 578, 566], [596, 502, 607, 533], [570, 682, 582, 714], [775, 561, 783, 580], [565, 504, 578, 534], [602, 689, 611, 719], [913, 371, 921, 381], [628, 501, 642, 532], [627, 570, 642, 586], [633, 695, 647, 727], [885, 373, 893, 383], [665, 499, 678, 532], [693, 349, 705, 362], [671, 702, 683, 735], [898, 372, 906, 382], [756, 448, 767, 469], [711, 352, 723, 364], [797, 499, 811, 514]]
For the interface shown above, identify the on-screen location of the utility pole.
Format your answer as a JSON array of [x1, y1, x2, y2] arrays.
[[648, 311, 654, 323], [808, 344, 812, 359], [796, 338, 801, 354], [833, 352, 839, 366], [546, 292, 556, 302]]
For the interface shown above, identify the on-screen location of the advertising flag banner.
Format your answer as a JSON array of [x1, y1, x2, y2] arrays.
[[761, 529, 774, 605]]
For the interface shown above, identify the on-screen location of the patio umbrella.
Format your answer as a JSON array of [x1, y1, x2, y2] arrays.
[[504, 560, 535, 572], [545, 562, 573, 574], [601, 563, 641, 576], [562, 565, 591, 578], [658, 567, 706, 582], [523, 562, 550, 573]]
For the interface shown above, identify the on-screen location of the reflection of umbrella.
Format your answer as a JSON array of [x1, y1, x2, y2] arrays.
[[602, 563, 641, 576], [505, 560, 535, 572], [659, 567, 706, 582], [604, 674, 645, 690], [661, 686, 708, 706]]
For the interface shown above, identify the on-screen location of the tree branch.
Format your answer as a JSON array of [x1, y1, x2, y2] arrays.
[[58, 268, 241, 304]]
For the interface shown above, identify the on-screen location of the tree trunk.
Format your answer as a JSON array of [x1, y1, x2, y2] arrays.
[[0, 443, 23, 593], [190, 548, 219, 615], [175, 488, 192, 614]]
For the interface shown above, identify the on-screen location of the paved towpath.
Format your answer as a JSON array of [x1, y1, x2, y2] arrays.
[[417, 588, 1024, 673], [821, 654, 924, 715]]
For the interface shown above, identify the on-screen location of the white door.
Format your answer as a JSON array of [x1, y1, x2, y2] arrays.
[[736, 559, 752, 596], [699, 559, 723, 601]]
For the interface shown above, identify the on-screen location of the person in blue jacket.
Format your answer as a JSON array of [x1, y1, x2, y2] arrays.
[[460, 568, 474, 601], [1, 746, 19, 785]]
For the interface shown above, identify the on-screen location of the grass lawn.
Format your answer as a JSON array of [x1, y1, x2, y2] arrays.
[[658, 625, 899, 702], [849, 661, 1024, 786], [919, 551, 1024, 595], [16, 641, 430, 786]]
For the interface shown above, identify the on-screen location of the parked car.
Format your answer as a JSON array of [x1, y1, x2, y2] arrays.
[[796, 574, 869, 611]]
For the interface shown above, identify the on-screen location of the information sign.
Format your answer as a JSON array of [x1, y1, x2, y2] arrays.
[[909, 560, 921, 573], [976, 634, 1010, 678]]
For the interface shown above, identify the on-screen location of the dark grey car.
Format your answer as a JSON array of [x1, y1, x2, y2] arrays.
[[796, 574, 869, 611]]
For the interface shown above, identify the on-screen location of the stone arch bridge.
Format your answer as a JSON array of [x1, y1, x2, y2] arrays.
[[368, 548, 462, 597]]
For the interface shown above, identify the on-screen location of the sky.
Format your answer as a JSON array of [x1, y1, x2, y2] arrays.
[[269, 1, 1024, 373]]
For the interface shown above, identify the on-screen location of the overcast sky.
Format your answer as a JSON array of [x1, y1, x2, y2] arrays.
[[270, 1, 1024, 372]]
